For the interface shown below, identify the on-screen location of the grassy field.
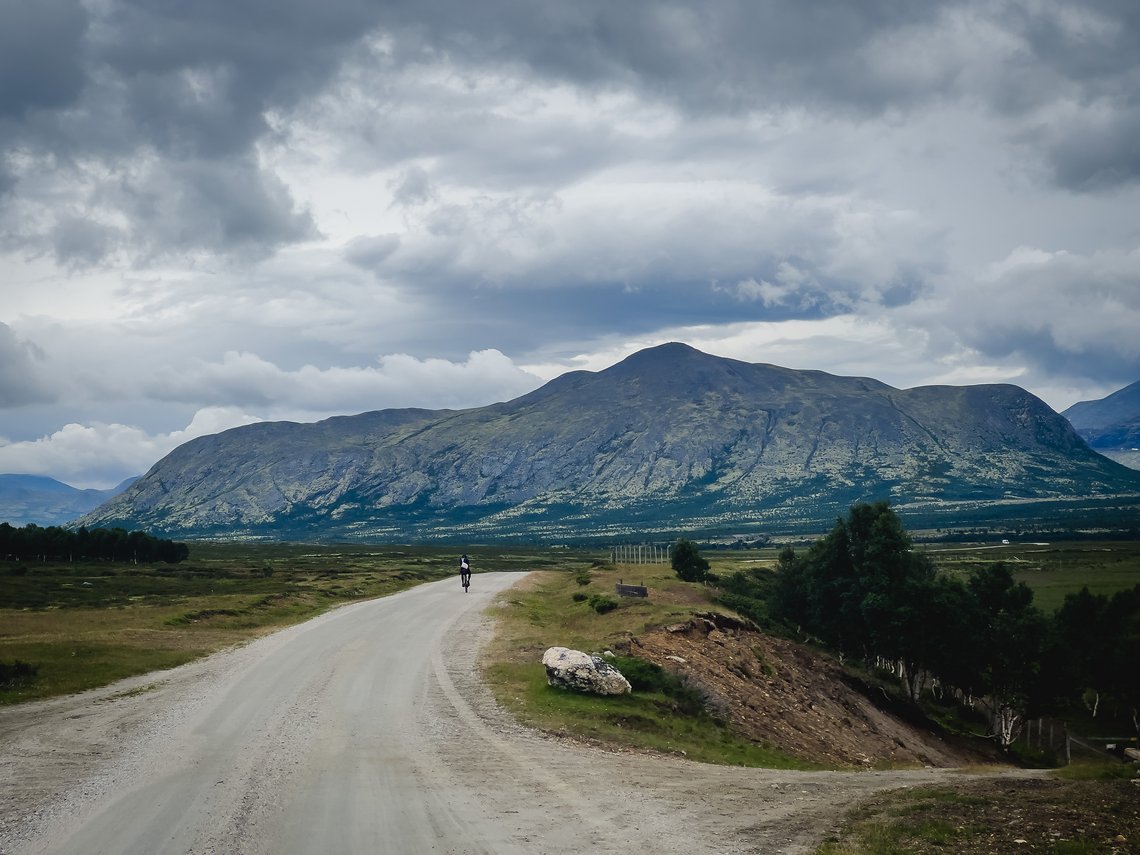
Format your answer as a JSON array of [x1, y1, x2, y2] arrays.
[[698, 539, 1140, 613], [919, 540, 1140, 612], [0, 542, 577, 703]]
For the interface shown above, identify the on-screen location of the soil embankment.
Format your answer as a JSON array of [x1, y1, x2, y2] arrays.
[[627, 612, 997, 769]]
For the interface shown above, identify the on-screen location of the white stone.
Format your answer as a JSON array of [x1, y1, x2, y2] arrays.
[[542, 647, 631, 695]]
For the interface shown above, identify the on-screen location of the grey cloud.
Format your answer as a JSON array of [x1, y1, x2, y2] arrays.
[[1044, 106, 1140, 191], [115, 155, 317, 259], [0, 0, 88, 118], [391, 167, 435, 207], [374, 1, 937, 114], [370, 1, 1140, 194], [94, 0, 386, 157], [0, 324, 53, 408], [1015, 1, 1140, 92], [7, 0, 1140, 272], [916, 248, 1140, 392], [346, 234, 401, 269], [372, 1, 1134, 115], [0, 0, 383, 263], [50, 216, 121, 267]]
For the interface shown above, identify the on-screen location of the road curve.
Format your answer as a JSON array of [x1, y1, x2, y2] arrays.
[[2, 572, 994, 854]]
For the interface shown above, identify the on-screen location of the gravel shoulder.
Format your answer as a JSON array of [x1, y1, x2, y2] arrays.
[[0, 572, 1037, 855]]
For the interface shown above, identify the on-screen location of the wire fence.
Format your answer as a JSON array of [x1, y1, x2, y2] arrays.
[[609, 543, 670, 564]]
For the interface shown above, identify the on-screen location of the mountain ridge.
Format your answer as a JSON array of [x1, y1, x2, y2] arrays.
[[1063, 379, 1140, 471], [0, 475, 137, 528], [78, 344, 1140, 541]]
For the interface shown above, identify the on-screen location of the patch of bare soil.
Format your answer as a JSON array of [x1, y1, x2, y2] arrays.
[[622, 611, 999, 769], [835, 777, 1140, 854]]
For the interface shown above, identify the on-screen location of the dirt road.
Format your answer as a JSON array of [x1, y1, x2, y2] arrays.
[[1, 572, 1000, 854]]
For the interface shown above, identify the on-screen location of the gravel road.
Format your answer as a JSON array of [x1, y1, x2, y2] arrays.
[[1, 572, 1002, 854]]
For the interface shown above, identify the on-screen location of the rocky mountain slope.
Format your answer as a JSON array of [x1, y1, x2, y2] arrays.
[[0, 475, 136, 527], [1064, 380, 1140, 471], [78, 343, 1140, 540]]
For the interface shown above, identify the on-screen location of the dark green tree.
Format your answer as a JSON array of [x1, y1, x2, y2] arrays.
[[1101, 585, 1140, 736], [671, 538, 710, 583], [771, 546, 808, 628], [773, 501, 935, 672], [964, 563, 1049, 748], [1051, 586, 1114, 717]]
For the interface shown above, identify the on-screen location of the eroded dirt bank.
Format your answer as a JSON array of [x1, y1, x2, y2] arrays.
[[626, 611, 999, 769]]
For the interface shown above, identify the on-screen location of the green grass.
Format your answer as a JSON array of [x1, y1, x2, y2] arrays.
[[488, 660, 812, 767], [813, 777, 1139, 855], [0, 542, 584, 704], [1053, 760, 1139, 782], [484, 561, 819, 769], [1, 640, 203, 700], [920, 540, 1140, 612], [814, 788, 996, 854]]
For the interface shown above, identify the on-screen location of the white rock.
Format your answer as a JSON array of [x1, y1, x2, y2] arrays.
[[542, 647, 631, 695]]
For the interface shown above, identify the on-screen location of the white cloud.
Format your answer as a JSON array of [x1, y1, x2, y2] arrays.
[[142, 348, 542, 413], [0, 407, 262, 490]]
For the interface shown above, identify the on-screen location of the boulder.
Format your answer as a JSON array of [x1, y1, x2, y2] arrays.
[[542, 647, 632, 695]]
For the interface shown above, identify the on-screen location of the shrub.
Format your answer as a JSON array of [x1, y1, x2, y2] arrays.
[[0, 660, 39, 688], [572, 592, 588, 602], [609, 655, 706, 716], [588, 594, 618, 614]]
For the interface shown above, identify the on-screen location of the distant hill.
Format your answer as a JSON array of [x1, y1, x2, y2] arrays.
[[1063, 380, 1140, 471], [0, 475, 138, 527], [78, 343, 1140, 541]]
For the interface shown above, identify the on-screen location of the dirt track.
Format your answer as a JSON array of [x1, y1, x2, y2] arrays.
[[0, 572, 1028, 854]]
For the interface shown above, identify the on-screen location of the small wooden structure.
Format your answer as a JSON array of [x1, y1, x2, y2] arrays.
[[615, 581, 648, 598]]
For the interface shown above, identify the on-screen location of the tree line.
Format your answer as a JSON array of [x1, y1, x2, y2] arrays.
[[0, 523, 190, 565], [715, 501, 1139, 748]]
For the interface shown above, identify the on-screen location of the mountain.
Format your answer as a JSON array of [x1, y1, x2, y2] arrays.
[[0, 475, 138, 527], [1063, 381, 1140, 470], [78, 343, 1140, 541]]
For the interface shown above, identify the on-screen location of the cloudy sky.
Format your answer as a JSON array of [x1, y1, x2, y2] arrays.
[[2, 0, 1139, 489]]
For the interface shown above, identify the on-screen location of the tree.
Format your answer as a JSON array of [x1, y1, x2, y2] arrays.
[[1051, 586, 1113, 717], [671, 538, 710, 583], [772, 501, 936, 675], [1104, 585, 1140, 736], [964, 563, 1049, 749]]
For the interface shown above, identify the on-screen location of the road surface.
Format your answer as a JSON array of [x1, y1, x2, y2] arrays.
[[2, 572, 992, 854]]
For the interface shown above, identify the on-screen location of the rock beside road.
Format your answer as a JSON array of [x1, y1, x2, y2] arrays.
[[542, 647, 631, 695]]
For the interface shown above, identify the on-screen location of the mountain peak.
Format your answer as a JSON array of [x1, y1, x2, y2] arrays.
[[76, 345, 1140, 541], [1063, 379, 1140, 451], [611, 342, 715, 370]]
